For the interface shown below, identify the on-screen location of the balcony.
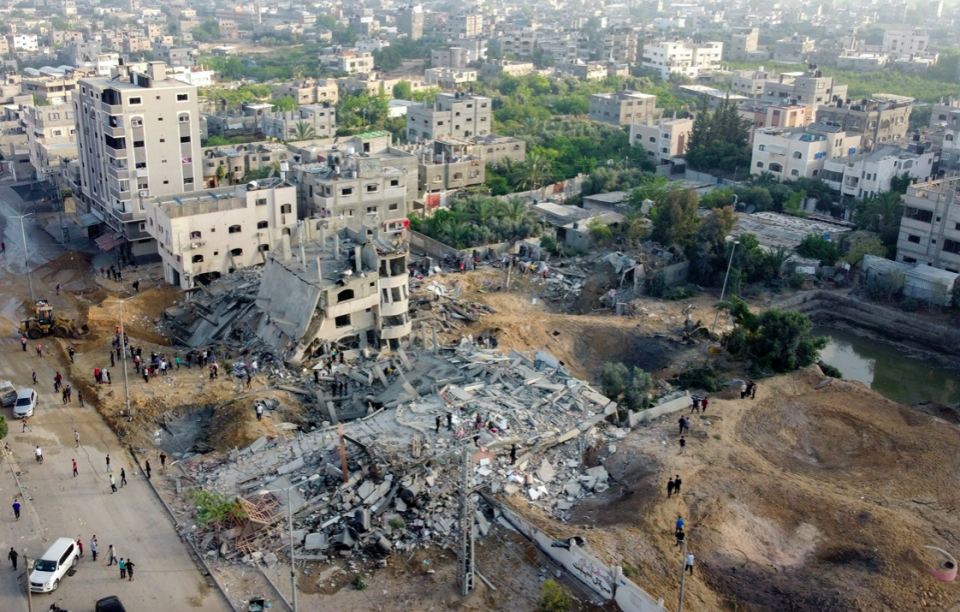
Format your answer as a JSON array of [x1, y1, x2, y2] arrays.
[[100, 101, 122, 115], [107, 165, 129, 181], [381, 321, 412, 340]]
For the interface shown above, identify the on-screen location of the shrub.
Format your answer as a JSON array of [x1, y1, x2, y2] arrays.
[[648, 271, 667, 298], [818, 361, 844, 379], [352, 574, 367, 590], [187, 490, 247, 529], [674, 366, 723, 392], [537, 579, 573, 612], [0, 415, 6, 440]]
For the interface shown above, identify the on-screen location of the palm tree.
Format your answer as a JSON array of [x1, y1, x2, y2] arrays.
[[497, 197, 536, 226], [513, 152, 554, 199], [467, 198, 497, 225], [750, 171, 777, 187], [291, 121, 316, 141]]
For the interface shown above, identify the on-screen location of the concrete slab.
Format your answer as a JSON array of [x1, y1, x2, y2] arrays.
[[278, 457, 305, 475], [304, 533, 328, 550]]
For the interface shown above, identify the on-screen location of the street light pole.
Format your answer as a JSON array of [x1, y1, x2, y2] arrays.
[[678, 539, 688, 612], [712, 239, 739, 333]]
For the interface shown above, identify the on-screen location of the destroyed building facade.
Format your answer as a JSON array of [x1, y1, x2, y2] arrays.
[[144, 179, 299, 288], [255, 225, 411, 357]]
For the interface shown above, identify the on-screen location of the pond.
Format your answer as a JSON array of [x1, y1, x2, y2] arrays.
[[814, 326, 960, 406]]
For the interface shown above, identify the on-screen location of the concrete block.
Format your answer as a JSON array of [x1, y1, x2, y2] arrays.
[[333, 527, 359, 548], [357, 480, 376, 500], [304, 533, 328, 550], [537, 460, 556, 483], [402, 381, 421, 399], [291, 530, 306, 545], [355, 509, 372, 532], [278, 457, 305, 475], [563, 482, 582, 497], [557, 428, 581, 444], [243, 436, 267, 454]]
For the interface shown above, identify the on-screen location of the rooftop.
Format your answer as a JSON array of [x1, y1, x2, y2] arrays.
[[153, 180, 293, 218]]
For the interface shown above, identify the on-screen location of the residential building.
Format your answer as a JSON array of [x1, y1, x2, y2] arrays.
[[498, 26, 537, 57], [835, 52, 889, 72], [74, 62, 203, 263], [271, 79, 339, 105], [641, 40, 723, 80], [555, 60, 609, 81], [9, 34, 39, 53], [424, 67, 478, 89], [896, 176, 960, 270], [453, 13, 484, 39], [218, 19, 239, 40], [431, 47, 470, 69], [323, 51, 375, 75], [738, 101, 816, 142], [821, 144, 935, 199], [761, 69, 848, 106], [751, 123, 862, 181], [599, 26, 639, 64], [679, 85, 748, 110], [773, 35, 816, 63], [882, 28, 929, 59], [154, 45, 194, 67], [145, 180, 298, 288], [418, 139, 485, 193], [254, 226, 411, 353], [262, 104, 337, 141], [21, 69, 80, 105], [200, 141, 290, 188], [629, 117, 694, 167], [730, 68, 776, 98], [727, 27, 760, 62], [480, 60, 534, 79], [929, 97, 960, 170], [589, 90, 657, 126], [406, 92, 492, 141], [815, 95, 913, 150], [398, 5, 424, 41], [22, 103, 77, 181]]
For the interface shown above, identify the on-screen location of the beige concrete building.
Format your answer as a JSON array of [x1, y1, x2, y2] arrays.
[[479, 60, 534, 79], [21, 70, 80, 105], [74, 62, 203, 263], [271, 79, 339, 105], [431, 47, 470, 69], [406, 92, 492, 141], [398, 5, 424, 41], [424, 67, 478, 89], [738, 101, 815, 141], [896, 176, 960, 270], [727, 27, 760, 62], [629, 117, 694, 166], [590, 90, 657, 126], [599, 26, 639, 64], [762, 69, 848, 106], [145, 180, 298, 288], [201, 141, 291, 188], [773, 35, 816, 63], [22, 104, 77, 181], [262, 104, 337, 141], [815, 95, 913, 150], [751, 123, 862, 181]]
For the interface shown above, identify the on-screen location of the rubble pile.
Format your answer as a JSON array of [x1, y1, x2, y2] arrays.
[[171, 344, 626, 570], [163, 267, 265, 349]]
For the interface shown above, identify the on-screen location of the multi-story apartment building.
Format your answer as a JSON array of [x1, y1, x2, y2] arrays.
[[738, 101, 816, 141], [773, 35, 816, 63], [727, 27, 760, 62], [589, 90, 657, 126], [821, 144, 935, 200], [74, 62, 203, 263], [144, 180, 298, 288], [599, 26, 639, 64], [761, 69, 848, 106], [751, 123, 862, 181], [431, 47, 470, 69], [815, 95, 913, 150], [424, 67, 478, 89], [418, 139, 485, 193], [629, 117, 694, 167], [479, 60, 534, 79], [326, 51, 375, 75], [453, 13, 483, 38], [200, 141, 290, 188], [498, 26, 537, 57], [271, 79, 339, 105], [405, 92, 492, 141], [22, 104, 77, 181], [255, 226, 411, 353], [262, 104, 337, 141], [9, 34, 39, 53], [21, 70, 80, 105], [882, 28, 929, 60], [730, 68, 776, 97], [896, 176, 960, 270], [398, 5, 424, 41], [929, 97, 960, 170], [641, 40, 723, 80]]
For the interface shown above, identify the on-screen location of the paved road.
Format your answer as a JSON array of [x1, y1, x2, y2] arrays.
[[0, 193, 232, 612]]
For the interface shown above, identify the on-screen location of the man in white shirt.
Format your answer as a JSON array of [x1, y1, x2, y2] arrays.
[[685, 553, 695, 575]]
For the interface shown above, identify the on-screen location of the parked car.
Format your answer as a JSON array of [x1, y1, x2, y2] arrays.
[[29, 537, 79, 592], [95, 596, 128, 612], [13, 388, 36, 418], [0, 381, 16, 407]]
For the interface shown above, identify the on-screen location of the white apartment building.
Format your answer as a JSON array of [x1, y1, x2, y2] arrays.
[[74, 62, 203, 263], [821, 144, 935, 200], [629, 117, 694, 166], [896, 176, 960, 270], [641, 40, 723, 80], [882, 29, 929, 60], [424, 67, 478, 89], [406, 92, 492, 141], [144, 180, 298, 288], [271, 79, 339, 106], [9, 34, 39, 52], [929, 98, 960, 170], [22, 104, 77, 181], [751, 124, 862, 181]]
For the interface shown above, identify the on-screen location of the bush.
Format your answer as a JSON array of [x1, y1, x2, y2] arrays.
[[674, 366, 723, 392], [900, 297, 920, 312], [187, 490, 247, 529], [648, 270, 667, 298], [796, 234, 840, 266], [597, 362, 652, 412], [818, 361, 844, 379], [720, 297, 827, 373], [388, 518, 406, 530], [537, 579, 573, 612], [0, 415, 6, 440], [352, 574, 367, 591]]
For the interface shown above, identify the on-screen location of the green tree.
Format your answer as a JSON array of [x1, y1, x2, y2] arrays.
[[373, 47, 403, 71], [588, 216, 613, 245], [796, 234, 840, 265], [272, 95, 298, 112], [537, 579, 573, 612], [291, 121, 316, 141], [627, 173, 679, 207], [216, 164, 227, 186], [187, 490, 247, 530], [889, 172, 913, 195], [392, 80, 412, 100], [513, 152, 555, 197], [650, 189, 700, 248], [842, 235, 886, 266], [854, 191, 904, 252], [720, 297, 827, 373]]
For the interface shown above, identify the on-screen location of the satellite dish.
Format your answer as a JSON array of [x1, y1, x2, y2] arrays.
[[745, 204, 756, 214]]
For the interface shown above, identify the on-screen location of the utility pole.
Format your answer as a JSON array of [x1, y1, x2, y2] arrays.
[[678, 539, 687, 612], [711, 239, 739, 333], [118, 300, 131, 421], [505, 258, 512, 290], [459, 446, 475, 596], [14, 210, 35, 303], [24, 550, 32, 612]]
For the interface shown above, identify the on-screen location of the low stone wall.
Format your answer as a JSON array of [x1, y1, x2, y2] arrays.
[[627, 392, 691, 427]]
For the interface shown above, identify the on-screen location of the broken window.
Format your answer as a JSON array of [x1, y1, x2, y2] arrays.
[[228, 225, 241, 233], [335, 314, 351, 328], [337, 289, 355, 303], [191, 255, 203, 263]]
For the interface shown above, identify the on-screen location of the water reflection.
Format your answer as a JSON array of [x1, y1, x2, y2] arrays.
[[814, 326, 960, 406]]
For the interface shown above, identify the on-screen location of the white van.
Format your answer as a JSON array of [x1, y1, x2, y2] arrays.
[[29, 537, 79, 592]]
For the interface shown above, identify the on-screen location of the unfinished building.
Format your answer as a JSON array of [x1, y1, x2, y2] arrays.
[[255, 226, 411, 359]]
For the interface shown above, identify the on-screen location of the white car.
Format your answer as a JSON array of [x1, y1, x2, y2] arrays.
[[30, 537, 79, 592], [13, 388, 36, 418]]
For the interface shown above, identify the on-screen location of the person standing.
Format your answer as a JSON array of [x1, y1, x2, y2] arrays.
[[751, 383, 757, 399], [126, 559, 135, 581], [119, 558, 125, 579], [32, 370, 37, 384], [676, 515, 685, 535], [35, 446, 42, 463], [685, 553, 695, 575], [110, 474, 117, 493], [145, 460, 151, 479], [76, 538, 83, 558], [667, 477, 675, 498], [91, 537, 98, 562], [21, 417, 30, 433], [73, 459, 78, 477], [675, 530, 685, 547], [679, 436, 686, 454], [106, 454, 111, 473], [68, 346, 75, 363], [159, 453, 167, 471], [255, 403, 263, 421], [20, 336, 26, 352], [435, 414, 441, 433], [12, 499, 20, 520], [110, 352, 114, 368], [740, 382, 748, 399], [674, 475, 682, 494], [75, 430, 80, 447], [678, 415, 686, 436], [8, 547, 17, 570], [108, 545, 117, 566], [36, 343, 42, 357], [701, 397, 709, 413], [78, 390, 84, 407]]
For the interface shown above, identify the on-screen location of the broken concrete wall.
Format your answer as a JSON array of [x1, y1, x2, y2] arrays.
[[627, 392, 690, 427], [408, 230, 463, 261], [255, 255, 324, 344]]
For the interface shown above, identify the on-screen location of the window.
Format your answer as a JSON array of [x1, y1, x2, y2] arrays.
[[366, 206, 377, 214], [904, 207, 933, 223], [280, 203, 292, 214], [769, 163, 783, 173], [756, 161, 764, 168], [389, 203, 398, 211], [390, 179, 399, 187], [192, 255, 203, 263], [180, 136, 191, 143], [903, 257, 917, 264], [133, 140, 144, 148], [256, 198, 267, 206], [52, 129, 62, 136], [230, 248, 243, 256], [335, 314, 351, 328], [258, 244, 269, 252], [184, 178, 194, 185], [453, 172, 463, 180], [790, 169, 800, 176], [758, 144, 766, 151], [649, 136, 657, 143], [366, 184, 378, 192], [177, 93, 189, 102], [189, 231, 201, 239], [792, 151, 802, 159], [228, 225, 241, 233], [257, 221, 268, 229], [337, 289, 355, 303], [341, 187, 354, 196], [179, 114, 189, 123], [943, 239, 960, 254], [128, 97, 142, 105]]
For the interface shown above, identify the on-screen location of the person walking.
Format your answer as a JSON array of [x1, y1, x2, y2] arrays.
[[679, 436, 686, 454], [675, 515, 685, 535], [75, 430, 80, 447], [54, 372, 62, 392], [256, 403, 263, 421], [446, 412, 452, 430], [12, 499, 20, 521], [56, 283, 61, 295], [78, 390, 83, 407], [667, 477, 675, 498], [20, 336, 26, 351], [246, 371, 252, 388], [35, 343, 42, 357], [68, 346, 75, 363], [8, 547, 17, 570], [62, 387, 69, 404], [126, 559, 135, 581], [435, 414, 441, 432], [159, 453, 166, 471], [106, 454, 111, 473], [73, 459, 78, 477], [108, 545, 116, 566], [145, 460, 151, 479], [701, 397, 709, 413], [740, 382, 748, 399], [675, 529, 685, 547], [119, 558, 126, 579], [76, 538, 83, 558], [120, 468, 127, 487], [35, 446, 42, 463], [674, 475, 682, 494], [685, 553, 695, 575], [32, 370, 37, 384], [110, 352, 114, 368], [678, 415, 686, 436], [21, 417, 31, 433], [91, 537, 98, 562], [109, 474, 117, 493]]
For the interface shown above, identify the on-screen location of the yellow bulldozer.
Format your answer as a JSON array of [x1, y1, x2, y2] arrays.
[[19, 301, 90, 339]]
